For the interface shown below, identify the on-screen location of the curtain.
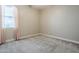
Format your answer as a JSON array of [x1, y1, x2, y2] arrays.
[[0, 6, 5, 44], [0, 6, 20, 44], [14, 7, 20, 40], [0, 6, 2, 44]]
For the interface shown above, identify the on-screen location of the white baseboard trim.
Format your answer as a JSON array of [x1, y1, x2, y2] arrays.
[[40, 33, 79, 44], [6, 33, 41, 42], [19, 33, 41, 40], [5, 33, 79, 45], [6, 39, 15, 43]]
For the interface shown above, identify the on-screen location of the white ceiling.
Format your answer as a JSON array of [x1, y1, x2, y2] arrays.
[[31, 5, 51, 10]]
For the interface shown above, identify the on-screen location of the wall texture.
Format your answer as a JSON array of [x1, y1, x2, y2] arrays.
[[1, 5, 79, 42], [3, 5, 40, 41], [18, 6, 40, 37], [40, 6, 79, 42]]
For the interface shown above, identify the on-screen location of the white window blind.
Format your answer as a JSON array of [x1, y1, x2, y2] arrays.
[[2, 5, 16, 28]]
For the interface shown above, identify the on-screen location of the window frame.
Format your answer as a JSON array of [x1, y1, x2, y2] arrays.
[[1, 5, 16, 29]]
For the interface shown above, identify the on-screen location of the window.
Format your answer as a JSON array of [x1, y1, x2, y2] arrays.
[[2, 5, 16, 28]]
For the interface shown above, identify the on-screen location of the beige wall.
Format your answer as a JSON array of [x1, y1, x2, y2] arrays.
[[40, 6, 79, 41], [18, 6, 39, 37], [1, 5, 79, 42], [3, 5, 40, 41]]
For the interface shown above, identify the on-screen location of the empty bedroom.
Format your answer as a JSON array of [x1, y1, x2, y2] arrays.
[[0, 5, 79, 53]]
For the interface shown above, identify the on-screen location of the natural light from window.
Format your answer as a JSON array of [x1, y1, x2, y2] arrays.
[[2, 5, 16, 28]]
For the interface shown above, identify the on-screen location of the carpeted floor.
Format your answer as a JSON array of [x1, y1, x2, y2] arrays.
[[0, 35, 79, 53]]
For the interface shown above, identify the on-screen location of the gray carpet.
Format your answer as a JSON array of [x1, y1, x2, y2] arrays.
[[0, 35, 79, 53]]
